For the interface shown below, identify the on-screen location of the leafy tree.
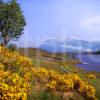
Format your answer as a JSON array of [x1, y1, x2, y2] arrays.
[[0, 0, 3, 4], [0, 0, 26, 45], [7, 43, 17, 51]]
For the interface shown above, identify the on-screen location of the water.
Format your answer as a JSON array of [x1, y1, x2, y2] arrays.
[[75, 54, 100, 72]]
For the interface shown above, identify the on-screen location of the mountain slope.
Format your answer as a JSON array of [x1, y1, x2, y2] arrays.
[[40, 39, 100, 52]]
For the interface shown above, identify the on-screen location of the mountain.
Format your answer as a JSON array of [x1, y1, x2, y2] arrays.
[[39, 39, 100, 53]]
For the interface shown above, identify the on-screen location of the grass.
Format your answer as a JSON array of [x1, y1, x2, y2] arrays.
[[18, 47, 100, 100], [27, 90, 60, 100]]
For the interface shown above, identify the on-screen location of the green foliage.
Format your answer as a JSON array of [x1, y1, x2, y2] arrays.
[[27, 90, 60, 100], [7, 43, 17, 51], [0, 0, 26, 45]]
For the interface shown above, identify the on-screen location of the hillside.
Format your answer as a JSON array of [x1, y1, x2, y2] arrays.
[[18, 47, 100, 99], [40, 39, 100, 52], [18, 48, 80, 72], [0, 46, 99, 100]]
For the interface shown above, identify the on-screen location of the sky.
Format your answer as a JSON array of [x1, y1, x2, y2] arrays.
[[16, 0, 100, 47]]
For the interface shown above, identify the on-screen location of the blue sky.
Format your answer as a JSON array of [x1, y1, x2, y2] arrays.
[[17, 0, 100, 47]]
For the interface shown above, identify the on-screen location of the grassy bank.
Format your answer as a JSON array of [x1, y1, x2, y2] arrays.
[[0, 46, 99, 99], [18, 47, 100, 99]]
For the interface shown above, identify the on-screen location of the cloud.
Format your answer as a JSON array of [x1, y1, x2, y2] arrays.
[[71, 36, 80, 40], [60, 45, 93, 51], [81, 16, 100, 31]]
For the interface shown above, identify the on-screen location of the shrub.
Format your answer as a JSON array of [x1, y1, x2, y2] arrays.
[[0, 67, 30, 99], [88, 74, 96, 79], [0, 46, 97, 100], [7, 43, 17, 51]]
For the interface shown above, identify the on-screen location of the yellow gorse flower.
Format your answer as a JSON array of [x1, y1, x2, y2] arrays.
[[88, 74, 96, 79], [0, 46, 97, 100], [0, 68, 30, 99]]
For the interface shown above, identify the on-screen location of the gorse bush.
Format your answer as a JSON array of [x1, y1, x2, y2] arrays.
[[0, 46, 97, 100], [0, 46, 33, 99], [0, 46, 32, 72], [88, 74, 96, 79], [0, 65, 30, 99], [7, 43, 18, 51], [32, 68, 97, 100]]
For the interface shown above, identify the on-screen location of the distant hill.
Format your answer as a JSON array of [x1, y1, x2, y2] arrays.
[[18, 47, 80, 70], [18, 47, 77, 62], [40, 39, 100, 53], [93, 51, 100, 54]]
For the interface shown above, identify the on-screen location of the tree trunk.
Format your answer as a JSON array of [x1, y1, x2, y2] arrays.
[[3, 39, 8, 46]]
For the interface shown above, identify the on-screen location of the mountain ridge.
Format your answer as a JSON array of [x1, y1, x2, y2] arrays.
[[39, 39, 100, 53]]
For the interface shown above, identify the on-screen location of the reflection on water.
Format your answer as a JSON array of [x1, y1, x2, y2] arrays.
[[75, 54, 100, 72]]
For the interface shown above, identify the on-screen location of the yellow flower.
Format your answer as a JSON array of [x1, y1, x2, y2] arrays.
[[0, 46, 97, 100], [88, 74, 96, 79], [47, 80, 57, 90]]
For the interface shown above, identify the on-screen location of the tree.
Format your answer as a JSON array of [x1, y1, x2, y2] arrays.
[[0, 0, 26, 45], [0, 0, 3, 4]]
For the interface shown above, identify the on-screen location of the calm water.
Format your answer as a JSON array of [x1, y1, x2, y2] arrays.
[[75, 54, 100, 72]]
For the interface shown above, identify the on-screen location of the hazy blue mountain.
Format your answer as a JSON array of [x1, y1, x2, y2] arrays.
[[40, 39, 100, 53]]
